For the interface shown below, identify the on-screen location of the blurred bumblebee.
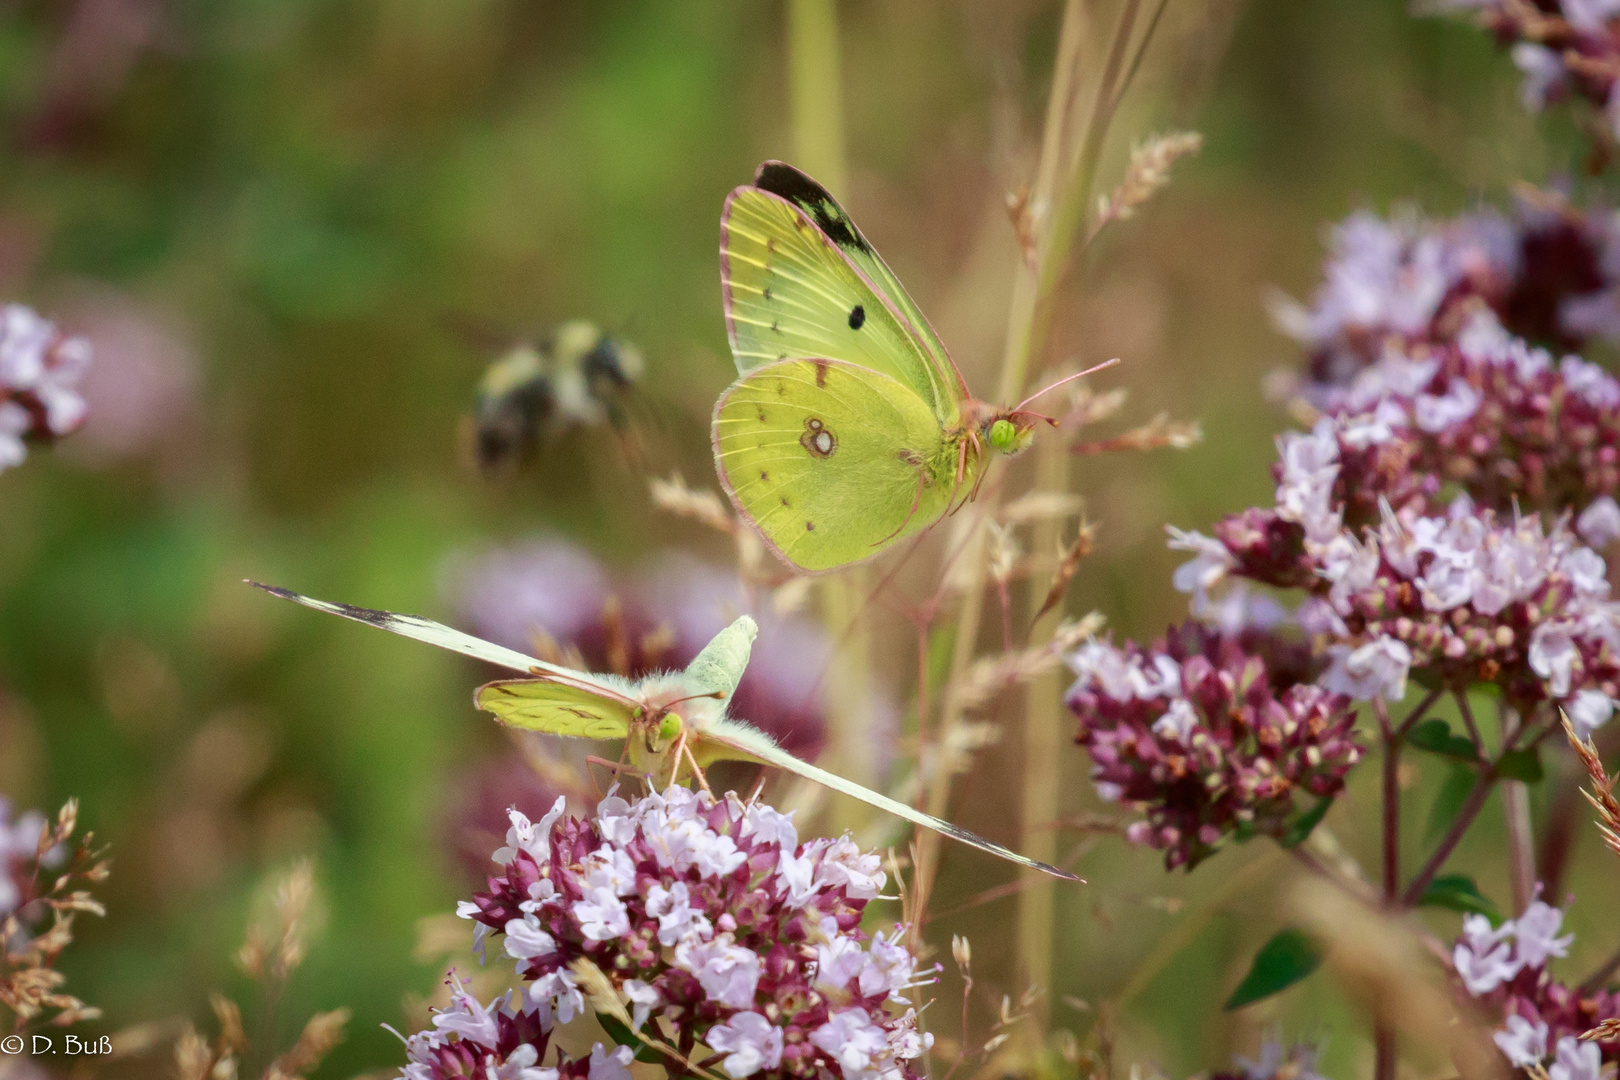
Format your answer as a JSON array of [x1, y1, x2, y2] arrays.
[[468, 320, 644, 469]]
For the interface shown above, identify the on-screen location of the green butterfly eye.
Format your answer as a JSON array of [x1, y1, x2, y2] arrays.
[[658, 712, 683, 741], [987, 418, 1031, 455]]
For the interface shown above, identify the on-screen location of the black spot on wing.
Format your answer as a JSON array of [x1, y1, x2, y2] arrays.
[[754, 162, 872, 255], [848, 304, 865, 330]]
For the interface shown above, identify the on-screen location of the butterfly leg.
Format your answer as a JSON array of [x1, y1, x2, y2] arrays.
[[586, 755, 651, 786], [681, 735, 713, 797]]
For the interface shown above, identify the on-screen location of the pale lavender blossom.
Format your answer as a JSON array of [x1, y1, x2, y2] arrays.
[[1512, 898, 1575, 968], [1320, 636, 1412, 703], [1216, 1038, 1328, 1080], [1495, 1014, 1550, 1066], [0, 303, 90, 470], [1550, 1035, 1604, 1080], [1567, 688, 1616, 738], [1454, 914, 1521, 995], [1577, 496, 1620, 547], [459, 788, 935, 1080], [0, 798, 54, 916], [395, 973, 628, 1080]]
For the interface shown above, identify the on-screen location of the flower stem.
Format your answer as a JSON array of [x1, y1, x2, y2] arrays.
[[1016, 437, 1069, 1037], [784, 0, 877, 834], [1400, 765, 1497, 906], [1502, 780, 1536, 914], [1395, 687, 1443, 738], [1377, 699, 1400, 904]]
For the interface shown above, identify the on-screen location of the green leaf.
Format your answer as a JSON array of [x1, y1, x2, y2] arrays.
[[1278, 796, 1334, 848], [1425, 763, 1477, 842], [1418, 874, 1500, 919], [1223, 928, 1323, 1011], [1405, 719, 1477, 760], [1497, 748, 1544, 783], [597, 1016, 664, 1063]]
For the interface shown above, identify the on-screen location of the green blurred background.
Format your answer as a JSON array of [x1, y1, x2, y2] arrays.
[[1, 1, 1614, 1077]]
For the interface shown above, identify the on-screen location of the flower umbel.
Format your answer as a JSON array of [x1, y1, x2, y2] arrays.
[[397, 973, 631, 1080], [1451, 897, 1620, 1073], [1066, 624, 1362, 869], [460, 789, 934, 1080]]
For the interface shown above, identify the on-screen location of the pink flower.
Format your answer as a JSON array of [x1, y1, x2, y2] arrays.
[[707, 1012, 785, 1078], [1067, 624, 1362, 870], [1451, 897, 1620, 1071], [0, 303, 90, 470], [458, 788, 934, 1080], [395, 973, 627, 1080]]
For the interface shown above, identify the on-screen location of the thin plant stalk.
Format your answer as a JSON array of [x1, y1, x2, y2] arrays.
[[1502, 780, 1536, 913], [1402, 767, 1498, 906], [1016, 438, 1070, 1041], [915, 14, 1179, 1043], [1376, 699, 1400, 1080], [914, 0, 1091, 908], [785, 0, 876, 832]]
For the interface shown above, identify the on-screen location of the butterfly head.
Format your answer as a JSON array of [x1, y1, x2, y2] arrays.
[[633, 678, 727, 755], [983, 409, 1058, 457], [986, 416, 1034, 456]]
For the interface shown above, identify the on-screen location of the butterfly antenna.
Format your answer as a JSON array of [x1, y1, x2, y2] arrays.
[[1013, 357, 1121, 413], [660, 690, 727, 712]]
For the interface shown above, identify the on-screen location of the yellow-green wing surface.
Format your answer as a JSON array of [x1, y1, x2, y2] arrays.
[[721, 185, 958, 425], [712, 359, 960, 573], [475, 678, 635, 740], [695, 717, 1079, 882], [750, 161, 967, 408]]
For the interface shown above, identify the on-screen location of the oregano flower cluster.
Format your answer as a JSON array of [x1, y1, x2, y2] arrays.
[[1452, 897, 1620, 1079], [452, 788, 933, 1080], [1067, 624, 1362, 869]]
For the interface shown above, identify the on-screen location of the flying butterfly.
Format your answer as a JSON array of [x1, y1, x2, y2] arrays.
[[712, 162, 1115, 573], [469, 320, 644, 469], [250, 582, 1077, 881]]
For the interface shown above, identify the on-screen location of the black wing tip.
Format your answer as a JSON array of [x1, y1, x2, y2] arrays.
[[753, 160, 806, 187]]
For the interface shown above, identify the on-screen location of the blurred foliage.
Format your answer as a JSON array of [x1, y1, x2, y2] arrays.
[[0, 1, 1615, 1079]]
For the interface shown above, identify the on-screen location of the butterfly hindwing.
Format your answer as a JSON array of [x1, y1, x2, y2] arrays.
[[721, 186, 957, 424], [751, 161, 967, 409], [711, 358, 960, 573], [475, 677, 636, 740], [696, 718, 1079, 882]]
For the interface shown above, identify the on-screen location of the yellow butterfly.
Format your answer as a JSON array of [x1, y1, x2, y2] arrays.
[[252, 582, 1078, 881], [712, 161, 1113, 573]]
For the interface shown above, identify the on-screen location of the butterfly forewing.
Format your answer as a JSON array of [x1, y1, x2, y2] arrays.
[[722, 188, 958, 426], [752, 161, 968, 409], [696, 718, 1079, 882], [712, 359, 959, 572]]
